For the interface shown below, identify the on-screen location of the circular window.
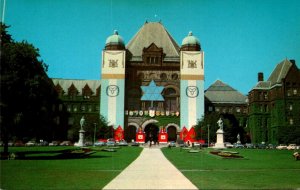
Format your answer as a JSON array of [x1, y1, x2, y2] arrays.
[[172, 73, 178, 80], [160, 73, 167, 80]]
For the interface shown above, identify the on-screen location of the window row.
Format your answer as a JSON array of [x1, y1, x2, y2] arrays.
[[67, 104, 99, 112]]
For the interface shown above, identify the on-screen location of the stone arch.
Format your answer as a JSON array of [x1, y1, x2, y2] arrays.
[[165, 123, 180, 132], [165, 123, 180, 141], [141, 119, 159, 131], [125, 122, 140, 142]]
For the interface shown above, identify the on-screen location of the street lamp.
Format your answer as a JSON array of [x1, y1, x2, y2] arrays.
[[93, 123, 97, 147], [207, 124, 210, 147]]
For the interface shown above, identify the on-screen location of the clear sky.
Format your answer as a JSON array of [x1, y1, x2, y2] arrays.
[[2, 0, 300, 94]]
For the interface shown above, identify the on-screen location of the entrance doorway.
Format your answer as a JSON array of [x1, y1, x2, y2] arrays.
[[125, 125, 137, 142], [167, 126, 177, 141], [144, 124, 159, 143]]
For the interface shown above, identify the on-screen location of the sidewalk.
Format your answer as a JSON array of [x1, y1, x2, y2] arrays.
[[103, 147, 198, 189]]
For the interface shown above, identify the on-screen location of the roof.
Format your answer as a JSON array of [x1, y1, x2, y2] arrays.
[[105, 30, 125, 46], [205, 80, 247, 104], [52, 78, 101, 96], [181, 31, 200, 46], [252, 59, 293, 90], [126, 22, 180, 61], [267, 59, 293, 85]]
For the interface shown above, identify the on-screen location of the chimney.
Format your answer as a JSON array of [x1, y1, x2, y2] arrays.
[[258, 72, 264, 82], [290, 59, 295, 65]]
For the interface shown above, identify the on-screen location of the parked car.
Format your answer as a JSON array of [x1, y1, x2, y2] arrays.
[[60, 141, 73, 146], [25, 141, 36, 146], [107, 138, 116, 146], [233, 143, 244, 148], [287, 144, 298, 150], [14, 141, 25, 147], [168, 141, 176, 147], [276, 144, 287, 150], [267, 144, 276, 149], [224, 142, 233, 148], [245, 143, 254, 149], [84, 141, 93, 146], [94, 141, 106, 146], [118, 140, 128, 146], [49, 141, 60, 146], [131, 141, 140, 146]]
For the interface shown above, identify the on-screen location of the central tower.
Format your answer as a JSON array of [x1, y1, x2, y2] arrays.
[[180, 32, 205, 131], [100, 30, 126, 131]]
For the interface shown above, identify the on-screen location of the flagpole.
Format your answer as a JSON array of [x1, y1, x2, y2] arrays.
[[2, 0, 6, 23]]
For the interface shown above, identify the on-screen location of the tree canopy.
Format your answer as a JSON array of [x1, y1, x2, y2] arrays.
[[1, 23, 59, 153]]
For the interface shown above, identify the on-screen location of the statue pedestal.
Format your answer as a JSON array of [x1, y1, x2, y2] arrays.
[[75, 129, 85, 147], [214, 129, 226, 149]]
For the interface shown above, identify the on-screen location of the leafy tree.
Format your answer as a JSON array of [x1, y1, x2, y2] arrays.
[[195, 112, 246, 144], [1, 23, 58, 154]]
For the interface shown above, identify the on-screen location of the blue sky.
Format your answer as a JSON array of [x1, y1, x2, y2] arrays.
[[2, 0, 300, 94]]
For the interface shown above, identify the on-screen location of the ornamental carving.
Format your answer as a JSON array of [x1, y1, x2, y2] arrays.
[[106, 85, 119, 97], [186, 86, 199, 98], [109, 59, 118, 68], [187, 60, 197, 68]]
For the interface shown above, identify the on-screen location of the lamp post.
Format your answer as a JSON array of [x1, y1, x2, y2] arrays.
[[207, 124, 210, 147], [93, 123, 97, 147]]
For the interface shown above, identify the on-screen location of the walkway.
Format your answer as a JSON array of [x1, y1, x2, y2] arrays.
[[103, 147, 198, 189]]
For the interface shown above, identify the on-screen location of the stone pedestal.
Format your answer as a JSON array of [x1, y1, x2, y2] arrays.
[[214, 129, 226, 149], [75, 129, 85, 147]]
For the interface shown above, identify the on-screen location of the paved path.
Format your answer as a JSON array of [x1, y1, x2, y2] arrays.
[[103, 147, 198, 189]]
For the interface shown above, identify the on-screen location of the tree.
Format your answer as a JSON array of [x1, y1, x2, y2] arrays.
[[1, 23, 58, 154], [195, 112, 246, 144]]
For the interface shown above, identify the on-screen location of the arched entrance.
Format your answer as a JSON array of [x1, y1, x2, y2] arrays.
[[167, 126, 177, 141], [125, 125, 137, 142], [144, 124, 159, 143]]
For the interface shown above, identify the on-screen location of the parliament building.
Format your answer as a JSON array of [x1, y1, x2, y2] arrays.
[[52, 22, 299, 144]]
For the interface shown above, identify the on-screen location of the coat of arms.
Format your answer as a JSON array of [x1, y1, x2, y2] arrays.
[[149, 109, 155, 117], [186, 86, 199, 98], [106, 85, 119, 97]]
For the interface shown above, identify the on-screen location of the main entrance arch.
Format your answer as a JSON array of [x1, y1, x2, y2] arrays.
[[144, 124, 159, 143]]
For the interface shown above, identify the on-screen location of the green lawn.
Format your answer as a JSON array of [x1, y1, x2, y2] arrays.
[[162, 148, 300, 189], [0, 146, 142, 190]]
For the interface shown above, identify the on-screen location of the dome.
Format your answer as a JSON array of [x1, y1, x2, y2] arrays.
[[105, 30, 125, 46], [181, 31, 200, 46]]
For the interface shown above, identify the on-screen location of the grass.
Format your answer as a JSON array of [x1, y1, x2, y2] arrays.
[[162, 147, 300, 189], [0, 146, 142, 190]]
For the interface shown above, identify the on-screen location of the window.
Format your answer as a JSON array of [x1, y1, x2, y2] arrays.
[[216, 107, 220, 112], [67, 105, 71, 112], [289, 104, 293, 111], [160, 73, 167, 80], [236, 107, 241, 113], [293, 89, 297, 95], [208, 106, 213, 112], [289, 118, 294, 125], [172, 73, 178, 80]]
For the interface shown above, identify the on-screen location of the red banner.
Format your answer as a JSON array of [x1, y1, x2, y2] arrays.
[[186, 127, 196, 143], [180, 126, 188, 141], [114, 125, 124, 142]]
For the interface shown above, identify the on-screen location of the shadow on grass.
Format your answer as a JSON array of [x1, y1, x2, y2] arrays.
[[17, 155, 111, 160], [1, 148, 112, 160]]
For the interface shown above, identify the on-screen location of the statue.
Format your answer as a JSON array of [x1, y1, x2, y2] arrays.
[[217, 118, 223, 131], [237, 133, 241, 144], [80, 116, 85, 130]]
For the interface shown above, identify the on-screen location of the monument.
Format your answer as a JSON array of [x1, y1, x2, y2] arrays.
[[236, 133, 241, 144], [214, 118, 226, 149], [75, 116, 86, 147]]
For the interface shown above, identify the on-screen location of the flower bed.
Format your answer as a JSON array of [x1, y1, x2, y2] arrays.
[[210, 150, 243, 158]]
